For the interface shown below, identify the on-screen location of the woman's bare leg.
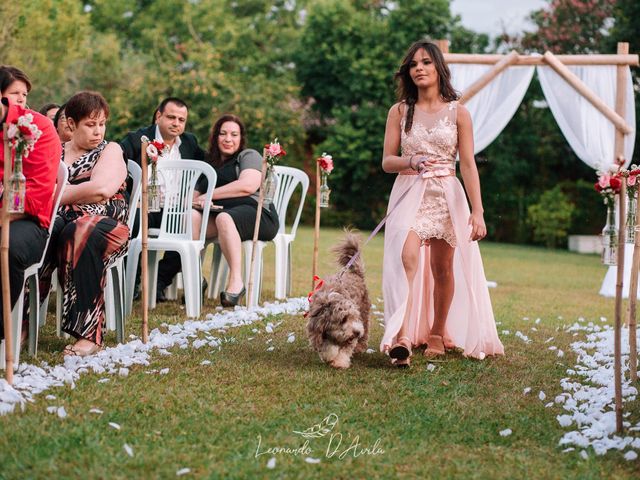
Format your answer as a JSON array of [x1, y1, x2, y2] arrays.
[[429, 238, 455, 338], [396, 231, 422, 342], [215, 213, 243, 293]]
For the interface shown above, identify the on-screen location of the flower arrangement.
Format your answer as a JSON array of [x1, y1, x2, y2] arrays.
[[317, 152, 334, 174], [264, 139, 286, 167], [6, 114, 42, 212], [7, 113, 42, 160], [594, 172, 622, 205], [140, 136, 169, 212], [317, 152, 333, 208]]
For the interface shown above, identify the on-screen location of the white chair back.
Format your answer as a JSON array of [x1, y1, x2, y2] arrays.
[[272, 166, 309, 236], [157, 160, 216, 241], [126, 160, 142, 231]]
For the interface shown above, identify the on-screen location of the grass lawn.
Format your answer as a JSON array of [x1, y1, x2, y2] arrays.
[[1, 226, 638, 479]]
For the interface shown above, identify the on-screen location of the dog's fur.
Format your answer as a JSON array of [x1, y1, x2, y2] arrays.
[[306, 231, 370, 369]]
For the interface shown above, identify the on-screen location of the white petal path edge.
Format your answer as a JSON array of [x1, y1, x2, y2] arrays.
[[0, 298, 308, 415], [558, 322, 640, 460]]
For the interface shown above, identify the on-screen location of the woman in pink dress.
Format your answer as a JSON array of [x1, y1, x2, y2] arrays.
[[380, 41, 504, 367]]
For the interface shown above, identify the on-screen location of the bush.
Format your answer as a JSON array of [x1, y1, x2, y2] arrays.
[[527, 186, 575, 248]]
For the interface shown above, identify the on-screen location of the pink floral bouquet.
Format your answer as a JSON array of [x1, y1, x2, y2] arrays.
[[7, 113, 42, 159], [594, 172, 622, 204], [141, 136, 169, 162], [317, 152, 334, 174], [264, 139, 286, 166]]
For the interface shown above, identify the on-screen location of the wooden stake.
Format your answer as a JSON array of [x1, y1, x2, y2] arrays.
[[542, 51, 632, 135], [436, 39, 449, 54], [627, 187, 639, 382], [614, 178, 627, 434], [460, 50, 519, 104], [247, 150, 268, 308], [311, 161, 320, 290], [444, 53, 639, 66], [140, 140, 149, 343], [1, 125, 13, 383]]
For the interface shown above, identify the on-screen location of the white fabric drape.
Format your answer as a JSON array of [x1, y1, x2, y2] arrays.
[[449, 64, 535, 154], [537, 65, 636, 171]]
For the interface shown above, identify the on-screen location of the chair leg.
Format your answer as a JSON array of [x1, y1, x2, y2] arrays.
[[286, 241, 293, 297], [28, 275, 40, 357], [112, 264, 125, 344], [124, 241, 142, 318], [180, 248, 201, 318]]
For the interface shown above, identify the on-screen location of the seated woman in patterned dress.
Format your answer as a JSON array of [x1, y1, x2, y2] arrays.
[[39, 91, 129, 357]]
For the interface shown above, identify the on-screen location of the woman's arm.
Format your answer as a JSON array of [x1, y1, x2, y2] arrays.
[[457, 104, 486, 241], [61, 142, 127, 205], [382, 103, 419, 173]]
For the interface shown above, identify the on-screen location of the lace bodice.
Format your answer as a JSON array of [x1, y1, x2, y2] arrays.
[[400, 102, 458, 169]]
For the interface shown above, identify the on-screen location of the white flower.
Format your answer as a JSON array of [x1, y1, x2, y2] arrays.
[[499, 428, 512, 437], [146, 144, 159, 160]]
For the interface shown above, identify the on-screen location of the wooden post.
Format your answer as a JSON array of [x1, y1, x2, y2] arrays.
[[436, 39, 449, 54], [627, 185, 639, 382], [247, 150, 268, 308], [311, 161, 320, 290], [460, 51, 520, 104], [1, 125, 13, 383], [542, 51, 632, 135], [614, 178, 627, 434], [140, 140, 149, 343], [443, 53, 639, 66]]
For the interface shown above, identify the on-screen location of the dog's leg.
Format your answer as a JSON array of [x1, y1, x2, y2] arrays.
[[319, 343, 340, 364], [330, 348, 352, 369]]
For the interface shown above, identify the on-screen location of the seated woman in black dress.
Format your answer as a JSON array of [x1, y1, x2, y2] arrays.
[[39, 91, 129, 356], [194, 114, 279, 306]]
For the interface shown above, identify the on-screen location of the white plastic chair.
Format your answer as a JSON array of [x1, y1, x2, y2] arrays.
[[104, 160, 141, 342], [124, 160, 216, 319], [0, 162, 67, 369], [206, 165, 308, 306]]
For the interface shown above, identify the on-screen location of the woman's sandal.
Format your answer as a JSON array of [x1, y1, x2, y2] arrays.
[[424, 335, 446, 359], [443, 336, 456, 351], [389, 336, 412, 362], [63, 342, 103, 357]]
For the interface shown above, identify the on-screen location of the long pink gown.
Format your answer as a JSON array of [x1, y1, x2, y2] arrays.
[[380, 102, 504, 359]]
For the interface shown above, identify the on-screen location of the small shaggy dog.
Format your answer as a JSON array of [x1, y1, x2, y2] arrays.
[[306, 231, 370, 369]]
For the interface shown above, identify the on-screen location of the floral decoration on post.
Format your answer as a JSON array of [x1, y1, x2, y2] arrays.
[[263, 138, 286, 204], [317, 152, 333, 208], [6, 114, 42, 213], [625, 166, 640, 244], [595, 172, 622, 265], [141, 136, 169, 212]]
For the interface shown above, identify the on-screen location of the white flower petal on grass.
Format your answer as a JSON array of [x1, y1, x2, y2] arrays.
[[265, 325, 274, 333], [45, 395, 56, 400], [118, 368, 129, 377], [200, 360, 211, 366], [501, 330, 510, 335], [535, 318, 541, 324], [57, 407, 67, 418], [545, 337, 555, 344], [580, 450, 588, 460], [538, 391, 546, 401], [557, 350, 564, 358], [624, 451, 638, 461], [545, 402, 554, 408], [176, 468, 191, 476], [159, 368, 170, 375], [548, 346, 557, 351], [523, 387, 531, 395], [46, 406, 57, 414], [486, 281, 497, 288], [557, 415, 573, 427], [109, 422, 121, 430], [305, 457, 321, 464], [499, 429, 512, 437], [89, 408, 103, 414], [266, 457, 276, 469], [124, 443, 134, 457], [426, 363, 436, 372], [366, 349, 375, 354], [287, 335, 295, 343], [561, 447, 574, 453], [98, 378, 110, 384], [267, 346, 275, 352]]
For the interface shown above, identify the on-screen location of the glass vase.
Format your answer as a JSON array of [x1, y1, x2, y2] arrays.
[[319, 171, 331, 208], [626, 189, 637, 244], [263, 165, 277, 205], [601, 198, 618, 265], [148, 162, 161, 212], [8, 152, 26, 213]]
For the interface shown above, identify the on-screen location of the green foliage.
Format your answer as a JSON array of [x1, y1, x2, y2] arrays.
[[527, 185, 575, 248]]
